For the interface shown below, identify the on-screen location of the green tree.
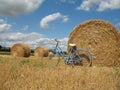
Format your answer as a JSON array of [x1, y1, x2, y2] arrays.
[[0, 45, 2, 50]]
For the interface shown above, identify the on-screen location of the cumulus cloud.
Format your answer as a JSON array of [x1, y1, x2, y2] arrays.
[[0, 31, 68, 50], [77, 0, 120, 11], [40, 12, 69, 29], [0, 0, 44, 16], [0, 32, 43, 48], [97, 0, 120, 11], [0, 18, 5, 23], [62, 16, 69, 23], [21, 25, 29, 31], [60, 0, 77, 4], [0, 18, 11, 32]]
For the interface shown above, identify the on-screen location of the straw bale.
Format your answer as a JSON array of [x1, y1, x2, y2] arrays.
[[48, 52, 54, 57], [68, 20, 120, 66], [11, 43, 31, 57], [34, 46, 49, 57]]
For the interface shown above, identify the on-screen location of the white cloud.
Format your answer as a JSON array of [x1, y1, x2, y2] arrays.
[[40, 12, 69, 29], [21, 25, 29, 31], [77, 0, 99, 11], [0, 32, 43, 48], [77, 0, 120, 11], [60, 0, 77, 4], [0, 0, 44, 16], [0, 31, 68, 50], [0, 18, 11, 32], [62, 16, 69, 23], [97, 0, 120, 11], [0, 24, 11, 32], [0, 19, 5, 23]]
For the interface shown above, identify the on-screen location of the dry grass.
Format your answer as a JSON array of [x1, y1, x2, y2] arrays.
[[0, 55, 120, 90]]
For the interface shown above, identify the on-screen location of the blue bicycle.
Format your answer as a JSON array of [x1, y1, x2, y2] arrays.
[[50, 39, 92, 67]]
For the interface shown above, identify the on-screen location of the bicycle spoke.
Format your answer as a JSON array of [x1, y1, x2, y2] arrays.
[[76, 48, 92, 67]]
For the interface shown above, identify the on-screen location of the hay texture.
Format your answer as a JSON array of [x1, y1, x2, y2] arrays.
[[34, 46, 49, 57], [11, 43, 31, 57], [48, 51, 54, 57], [68, 20, 120, 66]]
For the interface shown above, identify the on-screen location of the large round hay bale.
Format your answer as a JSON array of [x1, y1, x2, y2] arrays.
[[11, 43, 31, 57], [34, 46, 49, 57], [68, 20, 120, 66]]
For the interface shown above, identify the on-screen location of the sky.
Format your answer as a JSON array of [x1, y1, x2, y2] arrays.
[[0, 0, 120, 50]]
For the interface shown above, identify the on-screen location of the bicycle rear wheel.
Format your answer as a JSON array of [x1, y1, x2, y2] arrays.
[[77, 48, 92, 67]]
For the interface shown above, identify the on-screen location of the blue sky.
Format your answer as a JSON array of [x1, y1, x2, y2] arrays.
[[0, 0, 120, 50]]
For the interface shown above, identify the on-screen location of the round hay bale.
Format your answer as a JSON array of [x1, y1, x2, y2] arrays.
[[11, 43, 31, 57], [48, 51, 54, 59], [68, 20, 120, 66], [34, 46, 49, 57], [48, 51, 54, 57]]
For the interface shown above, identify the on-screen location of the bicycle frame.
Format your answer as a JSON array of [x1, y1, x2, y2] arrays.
[[64, 46, 83, 65], [51, 39, 83, 65], [53, 40, 67, 64]]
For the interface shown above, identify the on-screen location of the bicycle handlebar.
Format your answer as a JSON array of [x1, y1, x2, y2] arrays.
[[55, 38, 60, 43]]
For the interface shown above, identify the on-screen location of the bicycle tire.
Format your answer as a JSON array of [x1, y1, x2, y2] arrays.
[[76, 48, 92, 67]]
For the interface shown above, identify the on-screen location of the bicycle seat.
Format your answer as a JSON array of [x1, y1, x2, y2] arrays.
[[69, 43, 76, 46]]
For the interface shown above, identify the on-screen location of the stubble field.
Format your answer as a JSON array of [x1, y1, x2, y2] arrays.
[[0, 55, 120, 90]]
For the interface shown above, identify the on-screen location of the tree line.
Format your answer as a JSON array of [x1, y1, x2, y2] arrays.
[[0, 45, 34, 53], [0, 45, 10, 52]]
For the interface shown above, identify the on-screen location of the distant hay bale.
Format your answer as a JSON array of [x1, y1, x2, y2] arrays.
[[34, 46, 49, 57], [68, 20, 120, 66], [48, 51, 54, 57], [48, 51, 54, 59], [11, 43, 31, 57]]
